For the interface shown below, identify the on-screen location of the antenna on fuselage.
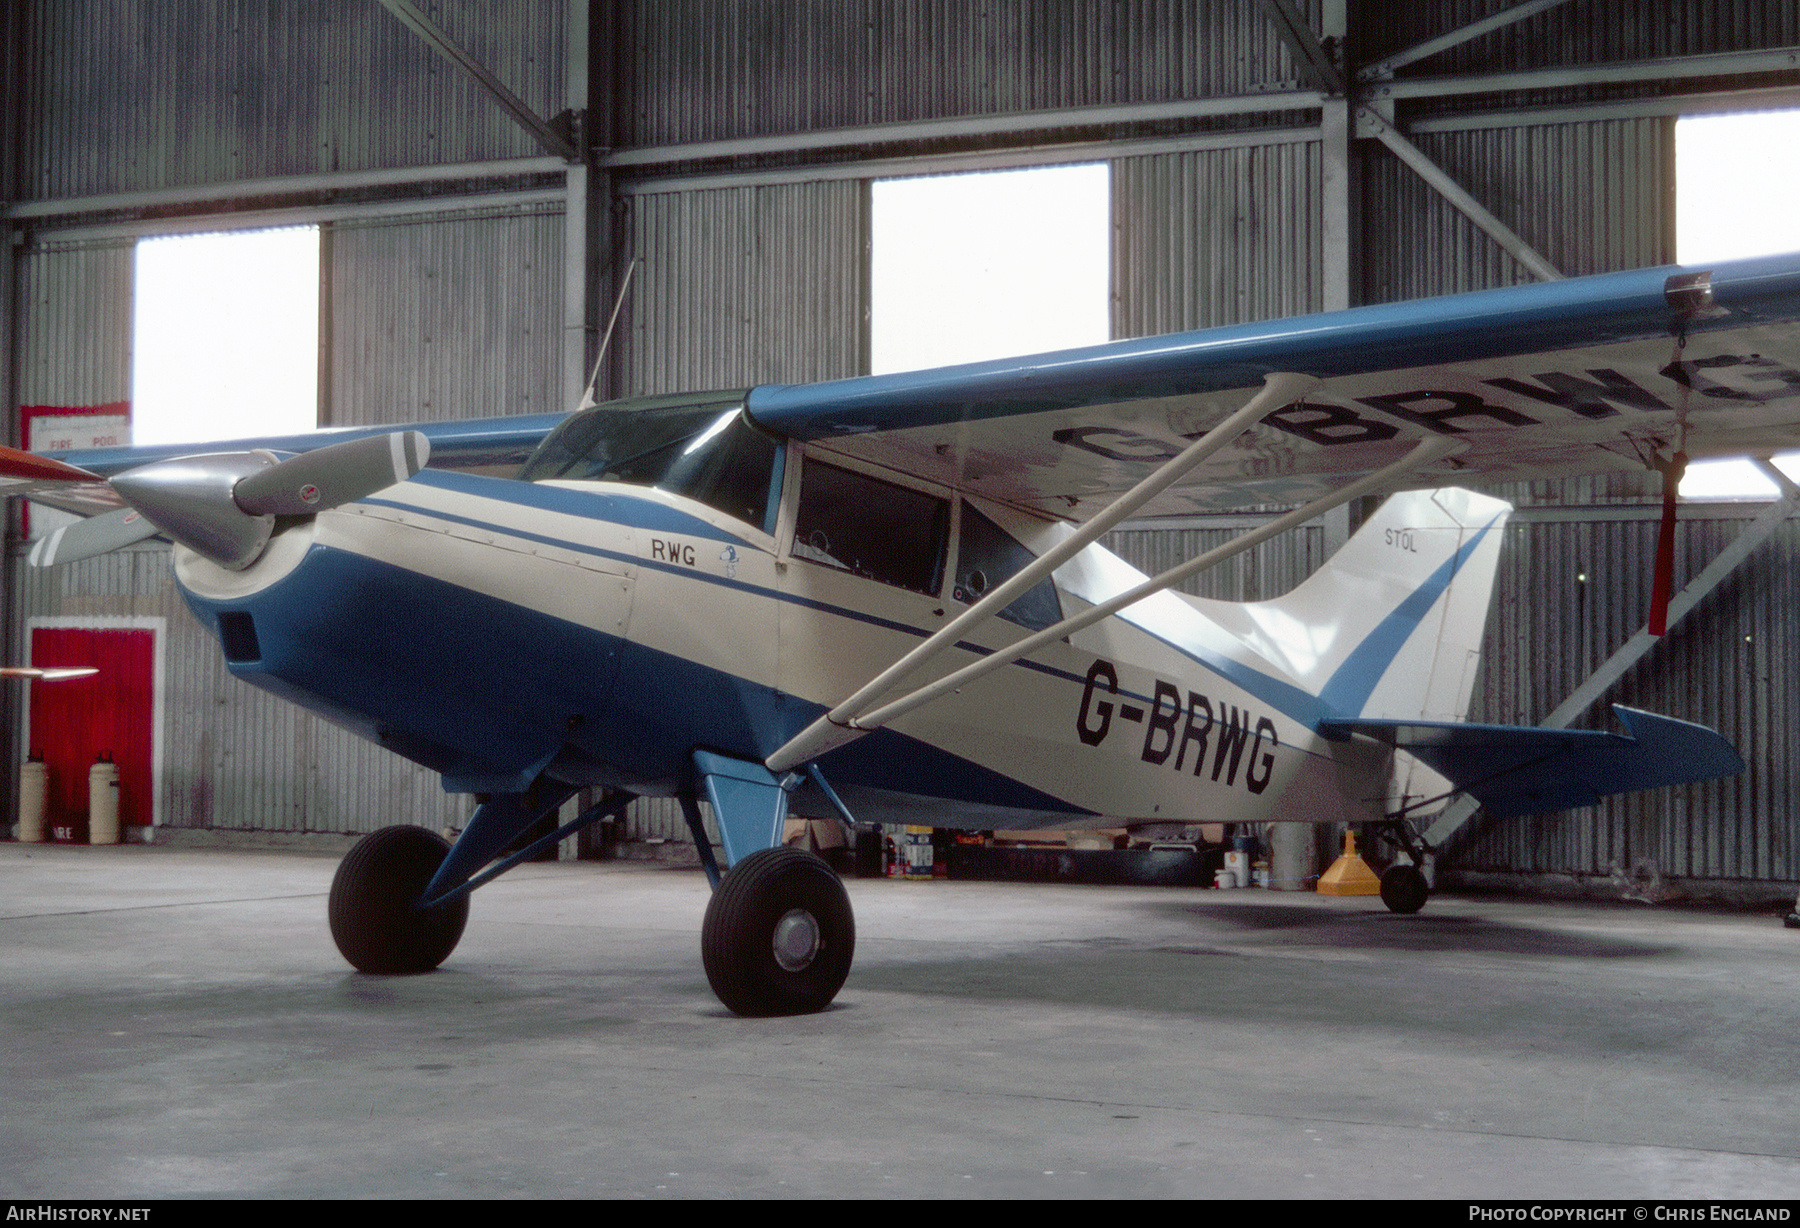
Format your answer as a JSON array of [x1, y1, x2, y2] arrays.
[[578, 257, 639, 410]]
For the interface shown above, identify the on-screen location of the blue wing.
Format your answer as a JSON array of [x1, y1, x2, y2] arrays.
[[22, 251, 1800, 521], [748, 251, 1800, 516]]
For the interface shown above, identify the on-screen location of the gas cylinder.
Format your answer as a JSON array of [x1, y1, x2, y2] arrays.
[[18, 753, 47, 843], [88, 754, 120, 845]]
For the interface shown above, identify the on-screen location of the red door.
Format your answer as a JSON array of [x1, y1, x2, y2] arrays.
[[28, 626, 155, 840]]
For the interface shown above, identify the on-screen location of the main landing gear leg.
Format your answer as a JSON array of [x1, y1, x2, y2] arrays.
[[329, 783, 628, 974], [686, 751, 855, 1016], [1371, 815, 1434, 916]]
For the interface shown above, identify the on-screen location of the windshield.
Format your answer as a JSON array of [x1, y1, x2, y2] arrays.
[[519, 392, 782, 533]]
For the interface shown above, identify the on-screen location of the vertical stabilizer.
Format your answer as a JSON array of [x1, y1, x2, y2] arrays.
[[1203, 488, 1512, 724]]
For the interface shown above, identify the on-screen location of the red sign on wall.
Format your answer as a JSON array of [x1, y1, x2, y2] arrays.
[[18, 403, 132, 538], [21, 402, 132, 453]]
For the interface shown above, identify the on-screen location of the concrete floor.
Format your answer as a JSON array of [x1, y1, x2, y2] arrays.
[[3, 841, 1800, 1200]]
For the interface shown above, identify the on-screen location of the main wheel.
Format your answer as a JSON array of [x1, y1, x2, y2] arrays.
[[329, 825, 469, 974], [702, 846, 855, 1016], [1379, 863, 1430, 915]]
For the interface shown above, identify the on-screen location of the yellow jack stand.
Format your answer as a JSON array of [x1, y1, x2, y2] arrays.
[[1316, 831, 1382, 896]]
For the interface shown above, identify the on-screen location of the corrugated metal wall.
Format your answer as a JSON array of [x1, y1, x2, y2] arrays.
[[1103, 520, 1328, 604], [1358, 1, 1800, 74], [612, 181, 866, 394], [1114, 140, 1324, 338], [325, 205, 566, 427], [612, 0, 1310, 145], [12, 240, 134, 408], [16, 0, 565, 199]]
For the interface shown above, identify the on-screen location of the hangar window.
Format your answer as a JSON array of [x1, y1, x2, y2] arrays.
[[792, 460, 949, 595], [132, 226, 320, 446], [870, 163, 1110, 375], [1674, 110, 1800, 499]]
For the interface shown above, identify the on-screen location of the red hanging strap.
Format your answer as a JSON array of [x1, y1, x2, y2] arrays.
[[1648, 452, 1687, 637]]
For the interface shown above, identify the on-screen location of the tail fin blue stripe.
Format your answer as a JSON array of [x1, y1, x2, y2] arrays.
[[1315, 515, 1502, 720]]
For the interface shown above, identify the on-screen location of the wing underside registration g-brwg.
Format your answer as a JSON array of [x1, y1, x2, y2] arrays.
[[747, 253, 1800, 520]]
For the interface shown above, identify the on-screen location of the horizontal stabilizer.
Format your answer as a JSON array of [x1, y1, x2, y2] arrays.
[[1320, 705, 1744, 818]]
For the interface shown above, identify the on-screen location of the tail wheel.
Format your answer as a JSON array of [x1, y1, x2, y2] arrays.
[[1379, 863, 1430, 915], [702, 846, 855, 1016], [329, 825, 469, 974]]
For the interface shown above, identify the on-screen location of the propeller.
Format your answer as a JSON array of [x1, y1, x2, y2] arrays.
[[234, 430, 430, 515], [28, 506, 159, 566], [41, 431, 431, 571]]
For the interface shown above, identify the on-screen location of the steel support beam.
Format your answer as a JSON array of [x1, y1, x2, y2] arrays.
[[1359, 0, 1578, 80], [1321, 98, 1353, 312], [562, 0, 594, 416], [1359, 108, 1564, 282], [602, 92, 1324, 172], [21, 189, 568, 244], [1409, 85, 1800, 133], [616, 127, 1322, 197], [1318, 0, 1353, 312], [564, 163, 591, 415], [1253, 0, 1345, 96], [1370, 46, 1800, 102], [0, 0, 21, 840], [7, 158, 565, 223], [375, 0, 579, 162]]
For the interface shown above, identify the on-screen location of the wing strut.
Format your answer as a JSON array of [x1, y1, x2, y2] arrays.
[[767, 390, 1460, 772], [814, 433, 1459, 752], [765, 371, 1315, 772]]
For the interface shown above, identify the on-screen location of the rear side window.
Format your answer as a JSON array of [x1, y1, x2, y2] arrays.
[[954, 503, 1063, 632], [792, 461, 948, 595]]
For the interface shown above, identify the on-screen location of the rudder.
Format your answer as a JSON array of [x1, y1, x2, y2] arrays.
[[1213, 488, 1512, 723]]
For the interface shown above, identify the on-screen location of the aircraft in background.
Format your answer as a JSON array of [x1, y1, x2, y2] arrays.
[[4, 253, 1797, 1015]]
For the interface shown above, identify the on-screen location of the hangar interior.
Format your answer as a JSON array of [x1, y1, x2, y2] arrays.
[[4, 0, 1800, 904]]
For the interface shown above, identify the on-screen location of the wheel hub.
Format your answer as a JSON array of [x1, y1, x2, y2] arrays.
[[771, 907, 821, 972]]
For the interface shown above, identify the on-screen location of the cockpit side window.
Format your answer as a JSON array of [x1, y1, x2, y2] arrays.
[[792, 460, 948, 596], [954, 503, 1064, 632], [519, 396, 781, 532]]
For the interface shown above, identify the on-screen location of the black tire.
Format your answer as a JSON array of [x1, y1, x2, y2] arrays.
[[329, 825, 469, 974], [1379, 863, 1430, 915], [702, 846, 855, 1016]]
